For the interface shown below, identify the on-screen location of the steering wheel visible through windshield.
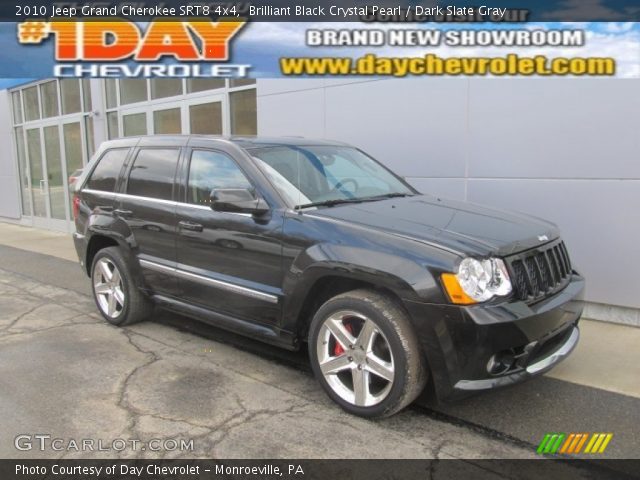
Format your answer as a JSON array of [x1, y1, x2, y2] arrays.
[[249, 145, 415, 209]]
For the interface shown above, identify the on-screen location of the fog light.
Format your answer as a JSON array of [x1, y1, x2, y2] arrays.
[[487, 351, 515, 376]]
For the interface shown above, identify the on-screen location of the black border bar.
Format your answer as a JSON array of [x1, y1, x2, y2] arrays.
[[2, 459, 640, 480], [7, 1, 640, 22]]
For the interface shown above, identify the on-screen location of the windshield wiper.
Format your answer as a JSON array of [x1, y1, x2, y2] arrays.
[[295, 193, 413, 210], [365, 193, 413, 200], [295, 198, 368, 210]]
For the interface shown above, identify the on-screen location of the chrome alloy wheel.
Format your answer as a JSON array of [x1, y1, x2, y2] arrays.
[[93, 258, 125, 318], [316, 310, 395, 407]]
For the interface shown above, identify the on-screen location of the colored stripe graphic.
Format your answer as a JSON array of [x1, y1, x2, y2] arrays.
[[537, 433, 565, 454], [537, 434, 552, 454], [574, 433, 589, 453], [585, 433, 614, 454], [560, 433, 588, 453], [538, 433, 613, 454], [560, 433, 576, 454]]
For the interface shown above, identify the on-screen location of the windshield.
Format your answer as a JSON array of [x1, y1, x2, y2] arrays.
[[249, 145, 414, 208]]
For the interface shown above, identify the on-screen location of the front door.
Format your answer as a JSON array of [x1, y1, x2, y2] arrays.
[[175, 148, 283, 325]]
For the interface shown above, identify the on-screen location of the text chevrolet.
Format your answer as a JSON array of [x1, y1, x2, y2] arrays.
[[73, 136, 584, 417]]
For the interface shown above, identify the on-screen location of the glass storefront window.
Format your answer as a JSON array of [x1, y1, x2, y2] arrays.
[[153, 108, 181, 134], [229, 79, 256, 88], [15, 127, 31, 216], [26, 128, 45, 217], [151, 79, 183, 99], [230, 89, 257, 135], [189, 102, 222, 135], [107, 112, 119, 139], [105, 79, 118, 109], [123, 112, 147, 136], [186, 79, 225, 93], [12, 91, 22, 124], [23, 86, 40, 121], [60, 79, 82, 115], [63, 122, 83, 216], [85, 116, 95, 157], [82, 79, 92, 111], [120, 79, 148, 105], [11, 78, 258, 227], [40, 81, 59, 118], [44, 125, 66, 220]]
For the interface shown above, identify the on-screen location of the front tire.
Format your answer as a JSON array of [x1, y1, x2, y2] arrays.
[[91, 247, 152, 326], [308, 289, 427, 418]]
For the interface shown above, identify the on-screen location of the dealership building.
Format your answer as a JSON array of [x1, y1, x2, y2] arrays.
[[0, 77, 637, 324]]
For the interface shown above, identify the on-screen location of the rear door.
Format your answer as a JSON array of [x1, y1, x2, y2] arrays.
[[118, 145, 182, 297]]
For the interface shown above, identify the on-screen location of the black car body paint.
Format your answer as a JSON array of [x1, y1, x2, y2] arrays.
[[73, 136, 584, 403]]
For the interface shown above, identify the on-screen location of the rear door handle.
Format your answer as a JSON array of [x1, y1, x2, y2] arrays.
[[179, 220, 203, 232], [114, 209, 133, 218]]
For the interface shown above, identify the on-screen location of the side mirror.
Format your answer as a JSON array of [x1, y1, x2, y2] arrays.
[[210, 188, 269, 216]]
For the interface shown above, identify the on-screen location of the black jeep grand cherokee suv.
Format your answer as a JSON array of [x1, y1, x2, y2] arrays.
[[73, 135, 584, 417]]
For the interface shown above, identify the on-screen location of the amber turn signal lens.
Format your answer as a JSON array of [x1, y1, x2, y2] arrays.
[[441, 273, 478, 305]]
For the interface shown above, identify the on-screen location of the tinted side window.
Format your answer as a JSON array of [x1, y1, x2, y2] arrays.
[[86, 148, 129, 192], [127, 148, 180, 200], [187, 150, 252, 206]]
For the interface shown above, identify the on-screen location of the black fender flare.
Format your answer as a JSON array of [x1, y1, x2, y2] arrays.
[[281, 243, 443, 333]]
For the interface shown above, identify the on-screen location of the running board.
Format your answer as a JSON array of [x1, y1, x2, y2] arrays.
[[151, 294, 298, 351]]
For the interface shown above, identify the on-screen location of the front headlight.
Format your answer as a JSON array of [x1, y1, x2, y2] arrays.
[[441, 257, 512, 304]]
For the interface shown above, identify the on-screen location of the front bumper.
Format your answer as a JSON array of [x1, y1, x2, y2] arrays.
[[404, 272, 585, 402], [454, 325, 579, 391]]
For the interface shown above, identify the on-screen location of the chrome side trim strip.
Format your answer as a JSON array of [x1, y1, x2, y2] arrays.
[[82, 189, 116, 198], [139, 259, 279, 304], [84, 189, 176, 207], [139, 259, 175, 274], [117, 192, 176, 207], [81, 189, 251, 217], [526, 326, 580, 375]]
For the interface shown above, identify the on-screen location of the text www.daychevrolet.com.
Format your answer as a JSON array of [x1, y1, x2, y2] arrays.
[[280, 54, 616, 76]]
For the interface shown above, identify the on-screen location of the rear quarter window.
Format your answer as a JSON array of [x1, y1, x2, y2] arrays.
[[86, 148, 129, 192]]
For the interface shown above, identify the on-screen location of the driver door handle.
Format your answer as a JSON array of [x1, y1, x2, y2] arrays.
[[179, 220, 204, 232], [114, 209, 133, 218]]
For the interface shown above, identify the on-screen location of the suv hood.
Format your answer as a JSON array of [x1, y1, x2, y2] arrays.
[[307, 195, 559, 257]]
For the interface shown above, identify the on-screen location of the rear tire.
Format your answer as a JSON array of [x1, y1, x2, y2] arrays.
[[308, 289, 427, 418], [91, 247, 152, 326]]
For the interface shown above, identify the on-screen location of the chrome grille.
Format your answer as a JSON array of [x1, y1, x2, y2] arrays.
[[509, 241, 572, 302]]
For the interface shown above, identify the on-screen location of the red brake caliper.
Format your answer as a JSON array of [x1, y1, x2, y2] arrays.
[[333, 322, 353, 356]]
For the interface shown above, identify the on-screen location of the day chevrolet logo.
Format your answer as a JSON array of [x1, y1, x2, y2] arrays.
[[17, 19, 245, 61], [537, 433, 613, 454]]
